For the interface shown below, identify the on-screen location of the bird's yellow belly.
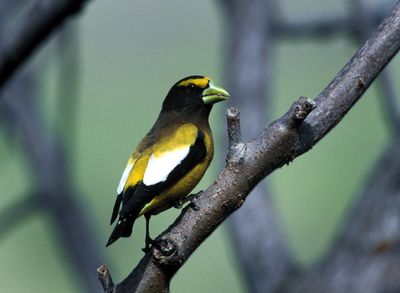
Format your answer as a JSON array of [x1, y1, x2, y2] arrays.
[[138, 158, 210, 216]]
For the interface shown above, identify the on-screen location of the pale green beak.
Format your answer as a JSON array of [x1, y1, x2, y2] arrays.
[[202, 82, 230, 104]]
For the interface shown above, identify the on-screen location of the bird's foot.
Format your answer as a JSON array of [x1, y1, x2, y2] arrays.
[[188, 193, 201, 211], [142, 236, 155, 253], [173, 191, 202, 211], [173, 199, 184, 209], [186, 191, 202, 211], [142, 245, 151, 253]]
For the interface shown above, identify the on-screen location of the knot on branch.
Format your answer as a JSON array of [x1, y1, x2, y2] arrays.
[[356, 76, 365, 90], [253, 96, 316, 168], [289, 96, 315, 127], [226, 107, 246, 163], [221, 193, 245, 212], [153, 238, 183, 268]]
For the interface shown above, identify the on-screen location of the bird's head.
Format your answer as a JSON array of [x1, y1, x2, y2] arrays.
[[162, 76, 229, 115]]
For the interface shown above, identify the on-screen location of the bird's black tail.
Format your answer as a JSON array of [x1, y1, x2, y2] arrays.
[[106, 215, 136, 247]]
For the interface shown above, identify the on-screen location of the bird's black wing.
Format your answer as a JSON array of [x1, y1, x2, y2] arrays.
[[106, 129, 206, 246], [120, 130, 206, 217]]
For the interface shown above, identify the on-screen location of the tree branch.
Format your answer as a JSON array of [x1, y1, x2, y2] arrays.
[[97, 265, 115, 293], [295, 1, 400, 150], [350, 0, 400, 136], [0, 0, 90, 89], [99, 2, 400, 292]]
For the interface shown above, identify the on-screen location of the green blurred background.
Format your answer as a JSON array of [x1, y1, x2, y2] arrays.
[[0, 0, 395, 292]]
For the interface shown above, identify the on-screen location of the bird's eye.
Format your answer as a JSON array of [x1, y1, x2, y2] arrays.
[[188, 83, 196, 89]]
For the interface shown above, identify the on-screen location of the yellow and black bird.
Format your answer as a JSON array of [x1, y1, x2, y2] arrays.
[[107, 75, 229, 251]]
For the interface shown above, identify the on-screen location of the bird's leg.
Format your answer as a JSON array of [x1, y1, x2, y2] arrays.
[[173, 191, 202, 211], [188, 191, 201, 211], [142, 214, 154, 253], [173, 198, 184, 209]]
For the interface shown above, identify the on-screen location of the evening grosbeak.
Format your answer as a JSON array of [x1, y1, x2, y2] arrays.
[[107, 76, 229, 251]]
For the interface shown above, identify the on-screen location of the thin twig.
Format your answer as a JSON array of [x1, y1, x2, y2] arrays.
[[98, 265, 115, 293], [226, 107, 241, 145]]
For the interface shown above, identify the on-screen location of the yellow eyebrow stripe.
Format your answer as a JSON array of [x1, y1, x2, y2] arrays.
[[177, 77, 210, 88]]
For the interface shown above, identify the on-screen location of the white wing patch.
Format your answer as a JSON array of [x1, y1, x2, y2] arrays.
[[117, 160, 134, 194], [143, 147, 190, 186]]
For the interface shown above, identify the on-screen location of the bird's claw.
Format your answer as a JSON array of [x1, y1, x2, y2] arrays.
[[173, 199, 184, 209], [142, 246, 151, 253], [189, 196, 200, 211], [142, 236, 155, 253], [174, 191, 202, 211], [187, 190, 202, 211]]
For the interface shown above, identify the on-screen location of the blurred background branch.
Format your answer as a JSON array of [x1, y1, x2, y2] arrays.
[[0, 0, 102, 291], [56, 22, 81, 157], [0, 0, 90, 88], [0, 193, 39, 241], [0, 54, 103, 292], [290, 140, 400, 292]]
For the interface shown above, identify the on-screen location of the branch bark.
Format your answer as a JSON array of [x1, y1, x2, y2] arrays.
[[351, 0, 400, 136], [98, 2, 400, 292], [0, 0, 90, 89]]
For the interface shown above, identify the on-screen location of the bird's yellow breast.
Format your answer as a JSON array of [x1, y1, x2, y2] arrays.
[[138, 130, 213, 216]]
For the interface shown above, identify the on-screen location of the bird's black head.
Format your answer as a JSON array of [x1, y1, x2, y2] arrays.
[[162, 75, 229, 116]]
